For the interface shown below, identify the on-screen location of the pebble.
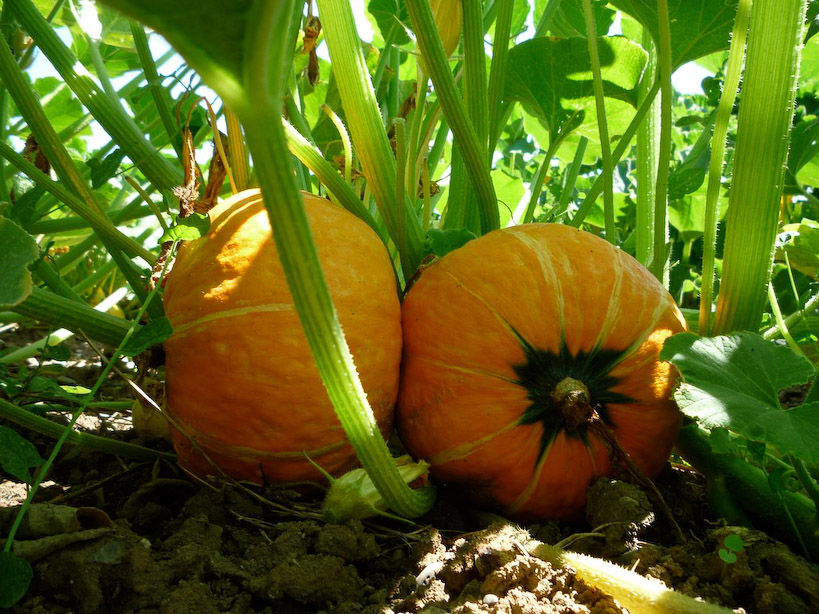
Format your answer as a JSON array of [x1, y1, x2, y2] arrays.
[[483, 593, 499, 605]]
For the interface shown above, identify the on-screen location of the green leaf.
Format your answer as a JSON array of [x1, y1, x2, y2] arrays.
[[0, 218, 40, 309], [0, 424, 45, 483], [718, 549, 738, 564], [424, 228, 478, 258], [0, 552, 33, 608], [549, 0, 615, 39], [780, 220, 819, 279], [368, 0, 410, 45], [96, 0, 252, 103], [120, 317, 173, 356], [87, 148, 124, 189], [723, 533, 745, 552], [40, 343, 72, 362], [159, 213, 210, 244], [505, 36, 647, 146], [609, 0, 740, 68], [661, 332, 819, 462]]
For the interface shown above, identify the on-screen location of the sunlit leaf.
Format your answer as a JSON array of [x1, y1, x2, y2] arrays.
[[505, 36, 647, 146], [368, 0, 410, 45], [159, 213, 210, 243], [609, 0, 740, 68], [549, 0, 615, 39], [661, 332, 819, 462]]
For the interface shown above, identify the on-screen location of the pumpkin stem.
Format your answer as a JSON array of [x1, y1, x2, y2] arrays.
[[551, 377, 594, 429]]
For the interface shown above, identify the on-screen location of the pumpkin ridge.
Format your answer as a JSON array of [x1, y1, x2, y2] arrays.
[[411, 355, 520, 384], [508, 230, 567, 333], [428, 417, 520, 465], [599, 283, 682, 373], [439, 268, 523, 346], [507, 446, 551, 513], [589, 250, 626, 354], [169, 303, 294, 337]]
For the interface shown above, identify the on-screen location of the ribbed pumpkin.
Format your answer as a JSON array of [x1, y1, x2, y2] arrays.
[[397, 223, 687, 521], [163, 189, 402, 484]]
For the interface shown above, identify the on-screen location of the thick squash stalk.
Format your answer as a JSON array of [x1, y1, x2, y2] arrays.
[[711, 0, 808, 333], [98, 0, 434, 519]]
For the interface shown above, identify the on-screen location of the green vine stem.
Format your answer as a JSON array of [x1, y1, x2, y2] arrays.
[[487, 0, 514, 157], [529, 538, 733, 614], [0, 141, 154, 265], [283, 119, 386, 243], [315, 0, 425, 274], [0, 397, 174, 463], [698, 0, 752, 336], [571, 80, 661, 227], [581, 0, 616, 244], [675, 424, 819, 560], [10, 286, 133, 348], [405, 0, 499, 235], [462, 0, 488, 153], [635, 27, 660, 268], [131, 20, 182, 160], [650, 0, 673, 285], [712, 0, 808, 334]]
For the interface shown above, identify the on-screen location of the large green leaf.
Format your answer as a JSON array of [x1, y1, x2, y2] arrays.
[[97, 0, 254, 104], [661, 332, 819, 462], [504, 36, 647, 146], [609, 0, 740, 68], [0, 218, 39, 309]]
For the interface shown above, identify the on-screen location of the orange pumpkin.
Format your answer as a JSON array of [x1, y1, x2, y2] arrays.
[[163, 189, 402, 484], [397, 223, 687, 521]]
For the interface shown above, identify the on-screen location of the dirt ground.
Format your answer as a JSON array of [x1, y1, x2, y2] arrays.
[[1, 330, 818, 614]]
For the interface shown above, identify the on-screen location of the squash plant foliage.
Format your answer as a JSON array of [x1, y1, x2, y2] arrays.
[[0, 0, 818, 603]]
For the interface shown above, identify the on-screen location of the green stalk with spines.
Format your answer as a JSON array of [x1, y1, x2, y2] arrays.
[[405, 0, 499, 235], [463, 0, 488, 153], [10, 0, 181, 191], [699, 0, 753, 336], [131, 20, 183, 160], [571, 80, 661, 227], [581, 0, 616, 244], [487, 0, 514, 156], [10, 286, 133, 348], [225, 108, 250, 191], [283, 119, 386, 243], [635, 27, 660, 268], [314, 0, 425, 274], [0, 397, 174, 462], [712, 0, 808, 334], [650, 0, 673, 285]]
